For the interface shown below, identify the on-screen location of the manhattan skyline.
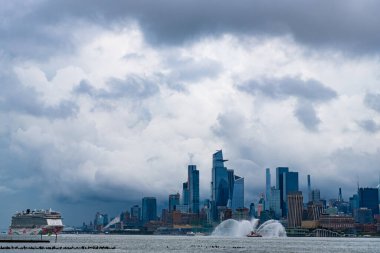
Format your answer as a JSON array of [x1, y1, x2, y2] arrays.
[[1, 0, 380, 228]]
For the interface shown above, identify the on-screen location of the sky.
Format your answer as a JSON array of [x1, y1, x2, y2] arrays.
[[1, 0, 380, 228]]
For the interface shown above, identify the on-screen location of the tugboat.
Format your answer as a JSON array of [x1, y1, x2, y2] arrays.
[[247, 231, 262, 237]]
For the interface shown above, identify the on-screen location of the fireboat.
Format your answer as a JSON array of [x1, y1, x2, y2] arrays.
[[247, 231, 262, 237]]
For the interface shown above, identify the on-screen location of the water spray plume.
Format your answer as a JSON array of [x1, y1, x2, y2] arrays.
[[211, 219, 286, 238]]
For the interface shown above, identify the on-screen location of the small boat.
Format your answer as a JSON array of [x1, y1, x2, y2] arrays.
[[247, 231, 262, 237], [186, 231, 195, 236]]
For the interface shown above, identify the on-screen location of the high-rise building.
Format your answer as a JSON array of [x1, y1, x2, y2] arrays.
[[169, 193, 180, 212], [211, 150, 229, 207], [307, 175, 311, 203], [287, 191, 303, 228], [276, 167, 289, 217], [231, 175, 244, 211], [349, 194, 359, 217], [188, 165, 200, 214], [142, 197, 157, 224], [266, 168, 271, 211], [269, 186, 282, 219], [182, 182, 189, 205], [358, 187, 379, 215], [130, 205, 141, 221], [338, 187, 343, 202], [283, 171, 299, 216], [249, 203, 256, 218], [311, 189, 321, 203]]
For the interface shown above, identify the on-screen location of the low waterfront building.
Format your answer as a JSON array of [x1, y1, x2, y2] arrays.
[[318, 214, 355, 231]]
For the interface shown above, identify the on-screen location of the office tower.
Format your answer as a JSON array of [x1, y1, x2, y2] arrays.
[[287, 191, 303, 228], [188, 165, 200, 214], [266, 168, 271, 210], [307, 202, 323, 221], [211, 150, 229, 207], [358, 188, 379, 215], [231, 175, 244, 211], [276, 167, 289, 217], [227, 169, 234, 208], [142, 197, 157, 224], [257, 194, 265, 217], [270, 186, 282, 219], [307, 175, 311, 203], [311, 189, 321, 203], [249, 203, 256, 218], [283, 171, 299, 216], [182, 182, 189, 205], [130, 205, 141, 221], [338, 188, 343, 202], [357, 208, 374, 224], [169, 193, 180, 212]]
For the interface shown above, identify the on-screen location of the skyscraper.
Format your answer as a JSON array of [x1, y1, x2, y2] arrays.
[[276, 167, 289, 217], [266, 168, 271, 211], [311, 189, 321, 203], [307, 175, 311, 203], [287, 191, 303, 228], [338, 187, 343, 202], [130, 205, 141, 221], [283, 171, 299, 216], [182, 182, 189, 205], [231, 175, 244, 211], [358, 187, 379, 215], [142, 197, 157, 224], [211, 150, 229, 207], [270, 186, 282, 219], [169, 193, 180, 212], [188, 165, 200, 213]]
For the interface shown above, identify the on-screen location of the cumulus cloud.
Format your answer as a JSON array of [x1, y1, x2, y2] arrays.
[[357, 119, 380, 133], [294, 101, 321, 131], [364, 92, 380, 113], [237, 76, 337, 102], [237, 76, 336, 130]]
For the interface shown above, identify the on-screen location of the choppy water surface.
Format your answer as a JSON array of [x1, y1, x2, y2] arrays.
[[0, 234, 379, 253]]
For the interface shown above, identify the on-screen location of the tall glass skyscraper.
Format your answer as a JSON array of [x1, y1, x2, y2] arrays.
[[188, 165, 200, 214], [358, 187, 379, 215], [265, 168, 271, 211], [142, 197, 157, 224], [169, 193, 180, 212], [211, 150, 229, 207], [283, 171, 299, 216], [276, 167, 289, 217], [182, 182, 189, 206], [231, 175, 244, 211]]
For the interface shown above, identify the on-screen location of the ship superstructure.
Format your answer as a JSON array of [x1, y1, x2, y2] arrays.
[[9, 209, 64, 235]]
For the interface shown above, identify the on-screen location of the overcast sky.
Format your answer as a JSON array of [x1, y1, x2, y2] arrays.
[[1, 0, 380, 228]]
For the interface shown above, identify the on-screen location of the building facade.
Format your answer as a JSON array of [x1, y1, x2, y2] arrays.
[[142, 197, 157, 224], [287, 191, 303, 228], [211, 150, 229, 207]]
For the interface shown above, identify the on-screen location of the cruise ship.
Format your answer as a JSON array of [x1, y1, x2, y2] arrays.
[[8, 209, 64, 235]]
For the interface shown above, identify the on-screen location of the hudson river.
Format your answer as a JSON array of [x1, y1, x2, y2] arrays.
[[1, 234, 380, 252]]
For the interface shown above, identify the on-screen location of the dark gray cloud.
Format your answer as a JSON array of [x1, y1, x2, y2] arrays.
[[364, 92, 380, 113], [357, 119, 380, 133], [237, 76, 337, 102], [3, 0, 380, 60], [294, 101, 321, 131], [0, 71, 78, 119], [237, 76, 336, 129], [74, 76, 159, 100], [160, 56, 223, 92]]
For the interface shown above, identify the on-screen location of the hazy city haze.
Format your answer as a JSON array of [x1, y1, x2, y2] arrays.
[[1, 0, 380, 228]]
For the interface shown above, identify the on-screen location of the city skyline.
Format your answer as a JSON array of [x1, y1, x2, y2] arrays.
[[1, 0, 380, 229]]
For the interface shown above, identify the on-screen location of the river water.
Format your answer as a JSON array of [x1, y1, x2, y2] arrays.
[[0, 234, 379, 252]]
